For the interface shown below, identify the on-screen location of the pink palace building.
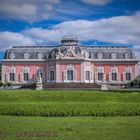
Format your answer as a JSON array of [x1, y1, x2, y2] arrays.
[[1, 37, 139, 85]]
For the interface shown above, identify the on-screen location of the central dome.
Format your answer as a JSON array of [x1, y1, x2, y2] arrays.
[[48, 46, 90, 59], [48, 36, 90, 59]]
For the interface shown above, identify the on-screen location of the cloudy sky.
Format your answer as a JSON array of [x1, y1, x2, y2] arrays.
[[0, 0, 140, 59]]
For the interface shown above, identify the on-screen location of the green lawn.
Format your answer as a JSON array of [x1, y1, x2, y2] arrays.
[[0, 90, 140, 140], [0, 90, 139, 103], [0, 116, 140, 140], [0, 90, 139, 117]]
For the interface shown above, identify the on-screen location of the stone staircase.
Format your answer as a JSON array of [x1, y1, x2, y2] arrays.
[[43, 83, 101, 89]]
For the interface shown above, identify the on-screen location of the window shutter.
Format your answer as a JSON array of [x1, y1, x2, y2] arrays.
[[95, 73, 98, 81], [74, 70, 77, 81], [6, 73, 9, 82], [34, 73, 37, 81], [123, 72, 126, 81], [130, 73, 132, 81], [63, 70, 66, 80], [117, 73, 120, 82], [20, 73, 23, 82], [90, 71, 93, 81], [109, 72, 111, 81], [15, 73, 17, 82], [28, 73, 30, 81], [42, 73, 44, 81], [47, 71, 50, 81], [103, 73, 106, 80]]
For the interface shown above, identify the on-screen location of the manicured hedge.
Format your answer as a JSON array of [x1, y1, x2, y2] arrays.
[[0, 102, 140, 117]]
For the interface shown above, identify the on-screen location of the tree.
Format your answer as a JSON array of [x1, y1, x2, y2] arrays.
[[131, 75, 140, 88], [0, 62, 1, 81]]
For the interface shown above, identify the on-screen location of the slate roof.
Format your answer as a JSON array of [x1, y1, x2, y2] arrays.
[[4, 38, 136, 60], [87, 46, 135, 59], [4, 46, 54, 59]]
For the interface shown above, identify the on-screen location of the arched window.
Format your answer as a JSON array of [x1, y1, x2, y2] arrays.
[[63, 64, 76, 82]]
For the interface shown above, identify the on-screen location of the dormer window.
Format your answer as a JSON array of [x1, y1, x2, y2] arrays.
[[23, 53, 29, 59], [9, 53, 15, 59], [37, 53, 43, 59], [97, 53, 102, 59], [111, 53, 117, 59], [124, 53, 130, 59]]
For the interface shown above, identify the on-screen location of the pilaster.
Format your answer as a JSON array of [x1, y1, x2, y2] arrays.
[[81, 62, 84, 82], [56, 62, 60, 83]]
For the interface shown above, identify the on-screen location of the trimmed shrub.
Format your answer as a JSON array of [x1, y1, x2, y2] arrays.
[[6, 82, 11, 87], [0, 102, 139, 117], [0, 81, 4, 87]]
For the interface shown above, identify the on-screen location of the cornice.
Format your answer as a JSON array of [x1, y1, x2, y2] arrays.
[[2, 58, 139, 64]]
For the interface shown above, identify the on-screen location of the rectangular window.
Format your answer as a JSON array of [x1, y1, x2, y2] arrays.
[[98, 73, 103, 81], [126, 73, 131, 81], [86, 71, 90, 81], [23, 73, 29, 81], [50, 71, 54, 81], [9, 73, 15, 81], [125, 67, 132, 81], [112, 73, 117, 81], [67, 70, 73, 80]]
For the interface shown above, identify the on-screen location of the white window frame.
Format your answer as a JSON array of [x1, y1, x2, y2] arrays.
[[86, 71, 90, 81], [124, 67, 132, 82], [110, 67, 118, 82], [96, 67, 105, 82], [85, 66, 91, 83], [8, 67, 16, 82], [47, 64, 55, 82], [67, 70, 74, 81], [22, 67, 30, 82], [64, 64, 77, 82], [50, 70, 55, 81]]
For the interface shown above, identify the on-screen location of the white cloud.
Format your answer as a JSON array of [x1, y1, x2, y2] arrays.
[[0, 11, 140, 59], [0, 4, 37, 22], [81, 0, 112, 5], [0, 31, 33, 50], [0, 0, 60, 22], [0, 0, 113, 22]]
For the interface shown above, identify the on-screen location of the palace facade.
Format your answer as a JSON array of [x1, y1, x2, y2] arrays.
[[1, 37, 139, 84]]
